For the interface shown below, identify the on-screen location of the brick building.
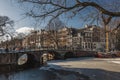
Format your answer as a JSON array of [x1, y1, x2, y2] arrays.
[[1, 25, 117, 52]]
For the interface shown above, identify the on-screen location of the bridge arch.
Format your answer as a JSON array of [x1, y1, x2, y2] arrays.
[[41, 50, 62, 60], [40, 53, 48, 65], [64, 51, 75, 59], [17, 53, 38, 67], [47, 50, 63, 60]]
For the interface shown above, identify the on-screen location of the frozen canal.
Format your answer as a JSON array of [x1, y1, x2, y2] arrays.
[[48, 57, 120, 80], [0, 57, 120, 80], [0, 63, 89, 80]]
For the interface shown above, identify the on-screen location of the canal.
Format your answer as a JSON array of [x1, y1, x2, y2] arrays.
[[0, 64, 90, 80], [0, 64, 49, 80], [0, 65, 53, 80]]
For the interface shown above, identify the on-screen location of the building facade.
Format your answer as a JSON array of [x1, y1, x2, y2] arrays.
[[76, 25, 106, 51], [1, 25, 117, 52]]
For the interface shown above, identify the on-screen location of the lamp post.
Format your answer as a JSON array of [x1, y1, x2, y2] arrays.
[[6, 35, 9, 53], [6, 35, 9, 46]]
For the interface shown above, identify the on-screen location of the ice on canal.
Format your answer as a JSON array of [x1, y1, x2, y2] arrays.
[[0, 63, 89, 80]]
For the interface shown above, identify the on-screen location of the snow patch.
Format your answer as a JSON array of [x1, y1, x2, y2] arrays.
[[39, 64, 86, 80], [111, 61, 120, 64], [56, 74, 78, 80], [39, 64, 63, 71], [16, 27, 34, 34]]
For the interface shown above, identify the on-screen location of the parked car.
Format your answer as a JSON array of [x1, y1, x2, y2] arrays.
[[95, 51, 120, 58]]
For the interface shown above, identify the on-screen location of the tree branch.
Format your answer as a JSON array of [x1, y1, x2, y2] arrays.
[[101, 14, 112, 25], [76, 1, 120, 17]]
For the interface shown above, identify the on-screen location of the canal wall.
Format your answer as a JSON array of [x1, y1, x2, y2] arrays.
[[0, 50, 96, 65], [0, 51, 42, 65]]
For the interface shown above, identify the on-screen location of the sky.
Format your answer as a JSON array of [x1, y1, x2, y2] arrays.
[[0, 0, 85, 33], [0, 0, 35, 31], [0, 0, 119, 33]]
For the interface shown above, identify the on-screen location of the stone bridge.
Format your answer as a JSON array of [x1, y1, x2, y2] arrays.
[[0, 49, 96, 66]]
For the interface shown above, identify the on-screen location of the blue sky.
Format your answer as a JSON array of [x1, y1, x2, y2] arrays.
[[0, 0, 85, 30], [0, 0, 119, 31], [0, 0, 35, 30]]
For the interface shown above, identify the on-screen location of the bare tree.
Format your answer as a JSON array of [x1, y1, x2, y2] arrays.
[[108, 19, 120, 51], [16, 0, 120, 51], [16, 0, 120, 29], [17, 0, 120, 19], [45, 18, 65, 49], [0, 16, 14, 41], [16, 0, 120, 33], [116, 28, 120, 50], [100, 14, 112, 52]]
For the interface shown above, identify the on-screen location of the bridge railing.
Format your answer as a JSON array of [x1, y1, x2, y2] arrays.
[[0, 46, 91, 54]]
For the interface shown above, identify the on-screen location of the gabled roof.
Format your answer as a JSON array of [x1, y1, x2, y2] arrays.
[[77, 25, 102, 33]]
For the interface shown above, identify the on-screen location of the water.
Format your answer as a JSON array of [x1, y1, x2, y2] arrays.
[[0, 65, 47, 80], [0, 68, 46, 80], [0, 64, 90, 80]]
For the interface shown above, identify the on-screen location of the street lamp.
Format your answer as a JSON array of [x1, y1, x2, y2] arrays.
[[6, 35, 9, 45], [6, 35, 9, 52], [6, 35, 9, 40]]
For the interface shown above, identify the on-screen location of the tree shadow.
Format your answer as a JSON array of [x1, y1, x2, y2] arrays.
[[0, 61, 120, 80], [0, 65, 120, 80], [48, 57, 95, 63], [62, 67, 120, 80]]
